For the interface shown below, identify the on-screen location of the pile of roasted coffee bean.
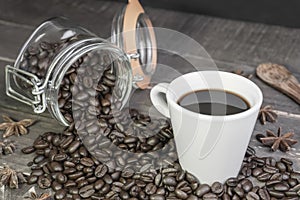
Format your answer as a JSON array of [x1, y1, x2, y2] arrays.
[[74, 107, 177, 172], [22, 115, 300, 200]]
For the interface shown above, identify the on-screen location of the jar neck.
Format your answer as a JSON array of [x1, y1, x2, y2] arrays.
[[45, 38, 132, 126]]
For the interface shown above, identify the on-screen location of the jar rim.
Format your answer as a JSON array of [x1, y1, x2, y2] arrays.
[[111, 0, 157, 89], [46, 38, 133, 126]]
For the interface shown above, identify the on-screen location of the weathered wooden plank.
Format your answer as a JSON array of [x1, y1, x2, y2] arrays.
[[0, 51, 299, 120], [0, 106, 64, 173], [0, 0, 118, 37], [0, 23, 32, 60], [0, 106, 63, 199], [251, 115, 300, 172], [0, 61, 57, 118], [1, 0, 300, 75]]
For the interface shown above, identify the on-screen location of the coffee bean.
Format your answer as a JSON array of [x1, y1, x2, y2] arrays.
[[68, 187, 78, 195], [257, 172, 272, 182], [54, 153, 68, 162], [266, 179, 281, 187], [226, 178, 238, 187], [273, 183, 289, 192], [34, 140, 49, 149], [63, 168, 76, 175], [94, 179, 105, 190], [67, 140, 81, 153], [290, 183, 300, 192], [83, 167, 94, 174], [150, 194, 165, 200], [275, 162, 286, 172], [50, 161, 63, 172], [31, 169, 44, 177], [60, 135, 74, 149], [222, 193, 231, 200], [122, 179, 135, 191], [80, 157, 94, 167], [175, 188, 188, 199], [163, 176, 177, 186], [234, 186, 244, 197], [52, 181, 63, 191], [77, 179, 89, 188], [268, 190, 285, 198], [37, 176, 51, 189], [252, 168, 263, 177], [144, 183, 157, 195], [282, 172, 290, 180], [22, 146, 35, 154], [100, 183, 110, 195], [285, 191, 298, 197], [56, 172, 67, 184], [195, 184, 211, 197], [68, 171, 84, 180], [55, 189, 67, 200], [65, 180, 77, 188], [129, 185, 140, 197], [263, 165, 279, 174], [290, 172, 300, 182], [281, 157, 293, 165], [203, 193, 218, 199], [51, 135, 62, 146], [187, 194, 198, 200], [121, 168, 135, 178], [27, 175, 38, 184], [246, 191, 259, 200], [240, 179, 253, 192], [95, 165, 108, 178], [258, 188, 270, 199], [211, 181, 223, 194], [288, 178, 298, 187], [78, 146, 88, 157], [103, 174, 113, 184]]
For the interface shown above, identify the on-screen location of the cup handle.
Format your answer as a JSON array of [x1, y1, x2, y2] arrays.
[[150, 83, 170, 118]]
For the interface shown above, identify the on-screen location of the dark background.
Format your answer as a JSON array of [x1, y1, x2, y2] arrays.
[[110, 0, 300, 28]]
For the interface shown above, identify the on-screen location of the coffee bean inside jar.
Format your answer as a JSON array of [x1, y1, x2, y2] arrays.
[[7, 18, 134, 126]]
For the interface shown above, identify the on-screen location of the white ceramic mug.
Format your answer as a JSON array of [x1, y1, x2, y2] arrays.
[[150, 71, 263, 184]]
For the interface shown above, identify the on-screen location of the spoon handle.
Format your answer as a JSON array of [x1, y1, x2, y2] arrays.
[[256, 63, 300, 105]]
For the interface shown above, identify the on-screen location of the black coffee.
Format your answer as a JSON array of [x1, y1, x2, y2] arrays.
[[178, 89, 250, 115]]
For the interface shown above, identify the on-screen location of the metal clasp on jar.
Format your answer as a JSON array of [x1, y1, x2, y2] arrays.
[[5, 65, 46, 113]]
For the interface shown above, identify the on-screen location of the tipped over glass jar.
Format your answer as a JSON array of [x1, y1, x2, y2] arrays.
[[5, 0, 157, 126]]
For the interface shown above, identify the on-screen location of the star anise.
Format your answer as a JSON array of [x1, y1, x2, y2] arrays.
[[258, 105, 278, 125], [24, 191, 52, 200], [0, 115, 35, 138], [0, 139, 16, 155], [232, 69, 253, 79], [258, 127, 298, 152], [0, 164, 27, 189]]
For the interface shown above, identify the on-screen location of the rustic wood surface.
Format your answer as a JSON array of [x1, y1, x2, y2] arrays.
[[0, 0, 299, 198]]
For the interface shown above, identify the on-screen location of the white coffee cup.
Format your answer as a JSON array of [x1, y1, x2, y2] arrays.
[[150, 71, 263, 184]]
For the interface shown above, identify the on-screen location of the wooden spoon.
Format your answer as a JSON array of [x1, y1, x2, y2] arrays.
[[256, 63, 300, 105]]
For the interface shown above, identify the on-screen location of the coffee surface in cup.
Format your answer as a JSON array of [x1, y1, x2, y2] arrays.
[[178, 89, 250, 115]]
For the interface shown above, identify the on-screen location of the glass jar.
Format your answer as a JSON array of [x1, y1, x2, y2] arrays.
[[5, 0, 156, 126]]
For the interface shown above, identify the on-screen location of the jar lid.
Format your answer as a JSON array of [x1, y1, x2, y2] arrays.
[[111, 0, 157, 89]]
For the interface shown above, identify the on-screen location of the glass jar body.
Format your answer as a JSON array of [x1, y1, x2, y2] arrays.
[[6, 18, 132, 126]]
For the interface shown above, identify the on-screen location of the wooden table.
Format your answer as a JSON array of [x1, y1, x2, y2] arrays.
[[0, 0, 299, 198]]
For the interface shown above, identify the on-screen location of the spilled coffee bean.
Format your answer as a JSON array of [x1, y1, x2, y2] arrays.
[[22, 123, 300, 199]]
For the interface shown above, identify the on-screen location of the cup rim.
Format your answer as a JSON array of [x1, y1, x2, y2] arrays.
[[166, 71, 263, 121]]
